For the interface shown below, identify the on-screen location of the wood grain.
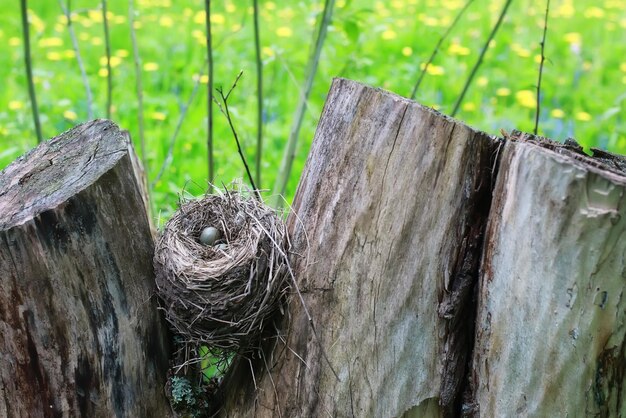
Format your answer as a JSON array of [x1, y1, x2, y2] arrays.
[[0, 120, 171, 417], [222, 78, 498, 417], [471, 141, 626, 417]]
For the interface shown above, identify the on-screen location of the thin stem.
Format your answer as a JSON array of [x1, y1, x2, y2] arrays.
[[59, 0, 93, 120], [410, 0, 475, 100], [253, 0, 263, 189], [102, 0, 112, 119], [272, 0, 336, 206], [204, 0, 215, 184], [214, 71, 262, 201], [534, 0, 550, 135], [152, 72, 203, 187], [20, 0, 43, 143], [451, 0, 514, 117], [129, 0, 152, 215]]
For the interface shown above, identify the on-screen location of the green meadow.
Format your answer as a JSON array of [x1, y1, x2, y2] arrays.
[[0, 0, 624, 221]]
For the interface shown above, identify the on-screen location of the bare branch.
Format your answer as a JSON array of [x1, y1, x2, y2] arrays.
[[534, 0, 550, 135], [102, 0, 113, 119], [213, 71, 261, 201], [58, 0, 94, 120], [204, 0, 215, 184], [253, 0, 263, 189], [20, 0, 43, 143], [410, 0, 475, 100], [451, 0, 513, 117]]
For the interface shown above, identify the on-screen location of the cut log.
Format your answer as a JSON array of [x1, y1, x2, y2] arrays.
[[220, 79, 626, 418], [222, 79, 499, 416], [470, 139, 626, 416], [0, 120, 171, 417]]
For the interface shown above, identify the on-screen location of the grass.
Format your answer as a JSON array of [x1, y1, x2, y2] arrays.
[[0, 0, 625, 222]]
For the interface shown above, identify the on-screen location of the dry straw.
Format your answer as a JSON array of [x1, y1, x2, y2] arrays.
[[154, 188, 290, 359]]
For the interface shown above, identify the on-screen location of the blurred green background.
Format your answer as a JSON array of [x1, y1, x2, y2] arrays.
[[0, 0, 624, 222]]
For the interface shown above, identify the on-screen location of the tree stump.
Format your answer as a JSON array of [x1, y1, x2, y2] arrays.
[[0, 120, 171, 417], [221, 79, 626, 417]]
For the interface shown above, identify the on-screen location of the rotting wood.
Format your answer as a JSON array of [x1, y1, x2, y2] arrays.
[[0, 120, 171, 417], [470, 137, 626, 417], [220, 78, 499, 417]]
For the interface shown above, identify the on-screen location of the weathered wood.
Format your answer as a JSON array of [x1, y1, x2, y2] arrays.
[[470, 140, 626, 416], [222, 79, 499, 417], [0, 120, 171, 417]]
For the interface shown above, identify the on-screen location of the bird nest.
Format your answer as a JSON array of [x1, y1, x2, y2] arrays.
[[153, 190, 290, 357]]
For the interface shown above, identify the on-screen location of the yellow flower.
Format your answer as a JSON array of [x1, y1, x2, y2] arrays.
[[231, 23, 242, 31], [276, 27, 293, 37], [54, 23, 65, 32], [91, 37, 103, 46], [38, 37, 63, 48], [550, 109, 565, 119], [150, 111, 167, 121], [563, 32, 581, 44], [381, 29, 397, 40], [462, 102, 476, 112], [9, 37, 21, 46], [99, 56, 122, 67], [63, 110, 78, 121], [98, 68, 109, 77], [194, 11, 206, 24], [402, 47, 413, 57], [183, 142, 192, 151], [115, 49, 129, 58], [143, 62, 159, 72], [534, 54, 542, 64], [78, 32, 90, 41], [448, 42, 470, 56], [226, 3, 236, 13], [133, 21, 142, 29], [556, 3, 575, 18], [8, 100, 23, 110], [496, 88, 511, 97], [575, 111, 591, 121], [477, 76, 488, 87], [391, 0, 403, 9], [28, 10, 46, 33], [426, 65, 445, 76], [114, 15, 126, 25], [515, 90, 536, 109], [584, 7, 605, 18], [211, 14, 225, 24], [88, 9, 103, 23], [261, 46, 274, 58], [63, 50, 76, 59], [159, 16, 173, 27], [265, 2, 276, 10], [46, 51, 62, 61]]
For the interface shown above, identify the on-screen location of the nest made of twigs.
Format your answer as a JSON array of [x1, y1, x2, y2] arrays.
[[154, 189, 290, 355]]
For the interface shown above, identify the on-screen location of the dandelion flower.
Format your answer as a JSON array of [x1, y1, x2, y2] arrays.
[[150, 111, 167, 121], [402, 47, 413, 57], [496, 88, 511, 97], [550, 109, 565, 119], [276, 27, 293, 37], [515, 90, 536, 109], [477, 76, 488, 87], [8, 101, 23, 110], [143, 62, 159, 72], [46, 51, 62, 61], [63, 110, 78, 121], [38, 37, 63, 47], [575, 111, 592, 121], [381, 29, 397, 40]]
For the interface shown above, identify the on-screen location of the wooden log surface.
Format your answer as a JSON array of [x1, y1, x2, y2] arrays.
[[471, 140, 626, 417], [0, 120, 171, 417], [222, 78, 499, 417]]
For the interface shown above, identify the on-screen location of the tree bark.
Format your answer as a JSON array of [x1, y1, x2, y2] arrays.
[[0, 120, 171, 417], [470, 138, 626, 417], [221, 79, 626, 417], [222, 78, 499, 417]]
